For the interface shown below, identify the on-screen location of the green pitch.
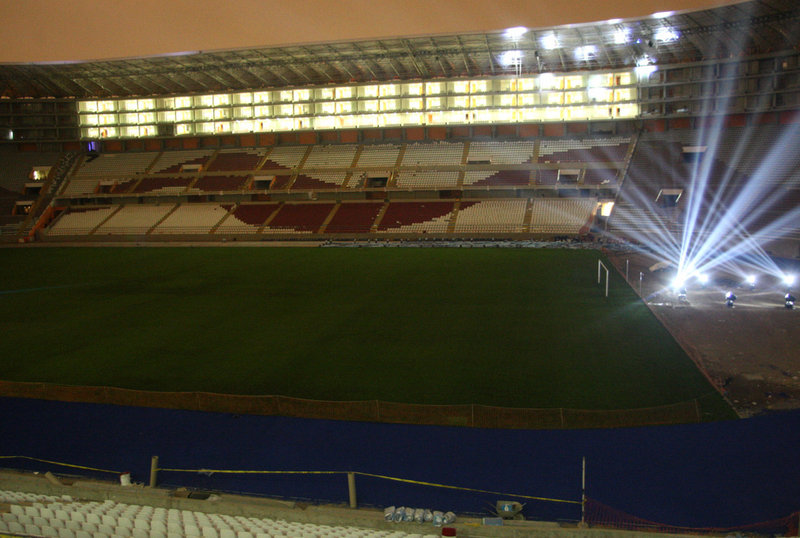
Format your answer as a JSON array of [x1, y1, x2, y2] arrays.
[[0, 247, 733, 419]]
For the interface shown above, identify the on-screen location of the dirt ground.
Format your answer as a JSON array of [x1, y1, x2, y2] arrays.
[[606, 250, 800, 418]]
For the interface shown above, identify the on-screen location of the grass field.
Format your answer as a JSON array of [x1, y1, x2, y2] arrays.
[[0, 247, 733, 419]]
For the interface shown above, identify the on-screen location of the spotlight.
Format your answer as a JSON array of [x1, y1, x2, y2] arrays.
[[725, 291, 737, 308], [785, 293, 796, 310], [783, 274, 796, 288], [745, 275, 756, 290], [697, 273, 709, 287]]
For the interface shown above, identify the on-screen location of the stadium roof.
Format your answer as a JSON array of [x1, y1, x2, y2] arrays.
[[0, 0, 798, 100]]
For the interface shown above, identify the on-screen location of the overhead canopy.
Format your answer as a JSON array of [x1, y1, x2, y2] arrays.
[[0, 0, 797, 99]]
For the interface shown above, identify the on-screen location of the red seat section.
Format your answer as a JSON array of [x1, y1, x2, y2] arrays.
[[207, 151, 263, 172], [378, 202, 454, 231], [265, 203, 335, 233], [133, 176, 192, 194], [193, 175, 247, 192], [470, 170, 530, 186], [325, 202, 383, 233]]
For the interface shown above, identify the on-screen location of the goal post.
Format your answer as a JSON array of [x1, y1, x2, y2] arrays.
[[597, 260, 609, 297]]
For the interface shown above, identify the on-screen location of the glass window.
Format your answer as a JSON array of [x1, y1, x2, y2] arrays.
[[293, 89, 310, 101], [427, 97, 442, 109], [405, 98, 423, 110], [213, 94, 230, 107], [379, 84, 396, 97], [122, 100, 137, 111], [176, 110, 193, 122], [279, 90, 293, 102], [453, 81, 469, 94], [98, 101, 116, 112], [470, 80, 488, 93], [319, 88, 334, 100], [405, 83, 423, 96], [138, 99, 155, 110], [363, 85, 379, 98], [234, 106, 253, 118], [470, 96, 487, 108], [253, 92, 270, 103], [213, 109, 230, 120], [176, 124, 192, 135], [379, 99, 397, 111], [233, 120, 253, 132], [320, 102, 335, 114], [336, 87, 353, 99], [425, 82, 442, 95], [336, 101, 353, 113], [199, 109, 214, 120], [99, 114, 116, 125], [254, 105, 271, 117], [363, 100, 379, 112], [159, 111, 176, 123], [175, 96, 192, 108], [138, 112, 155, 123], [199, 95, 214, 107], [80, 101, 98, 113]]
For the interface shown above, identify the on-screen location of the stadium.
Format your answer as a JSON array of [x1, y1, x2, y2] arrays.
[[0, 0, 799, 536]]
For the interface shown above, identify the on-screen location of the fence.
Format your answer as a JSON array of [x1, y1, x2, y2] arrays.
[[0, 380, 705, 429]]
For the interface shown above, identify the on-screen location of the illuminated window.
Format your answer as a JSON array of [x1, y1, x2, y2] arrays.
[[336, 87, 353, 99], [453, 81, 469, 94], [403, 112, 424, 125], [85, 127, 99, 138], [122, 100, 137, 111], [293, 89, 310, 101], [363, 100, 379, 112], [613, 89, 632, 101], [453, 96, 468, 108], [235, 93, 252, 104], [176, 110, 192, 122], [470, 96, 487, 108], [470, 80, 488, 93], [500, 95, 515, 107], [381, 113, 402, 125], [175, 97, 192, 108], [199, 95, 214, 107], [320, 102, 335, 114], [363, 85, 379, 98], [519, 93, 536, 106], [176, 124, 192, 135], [588, 88, 611, 102], [234, 107, 253, 118], [539, 73, 559, 90], [379, 99, 397, 111], [405, 83, 423, 96], [319, 88, 334, 100], [358, 114, 378, 128], [379, 84, 396, 97], [277, 118, 294, 130], [83, 115, 99, 126], [294, 104, 310, 115], [565, 92, 584, 104], [519, 78, 536, 91], [253, 92, 270, 103], [233, 120, 254, 132], [315, 116, 336, 130], [213, 109, 230, 120], [564, 76, 583, 89], [98, 101, 116, 112], [199, 108, 214, 120], [199, 122, 215, 133], [121, 113, 138, 124], [254, 105, 271, 117], [215, 122, 230, 133], [546, 93, 563, 105], [99, 114, 116, 125], [588, 74, 612, 87], [159, 111, 176, 123], [161, 98, 175, 109], [123, 126, 139, 137], [276, 104, 292, 116], [138, 99, 155, 110], [405, 98, 423, 110], [80, 101, 98, 113], [138, 112, 155, 123], [425, 82, 442, 95], [615, 72, 632, 85], [139, 125, 155, 136], [427, 97, 442, 109], [336, 101, 353, 113], [99, 127, 117, 137], [279, 90, 293, 102]]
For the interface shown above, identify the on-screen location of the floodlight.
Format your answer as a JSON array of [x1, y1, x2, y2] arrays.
[[654, 27, 680, 43], [784, 274, 796, 287], [500, 50, 523, 67], [540, 33, 560, 50], [613, 28, 631, 45], [745, 275, 756, 289], [504, 26, 528, 40], [651, 11, 674, 18], [697, 273, 709, 285], [574, 45, 597, 61]]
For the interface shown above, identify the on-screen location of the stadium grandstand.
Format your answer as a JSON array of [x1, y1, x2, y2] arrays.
[[2, 0, 800, 535]]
